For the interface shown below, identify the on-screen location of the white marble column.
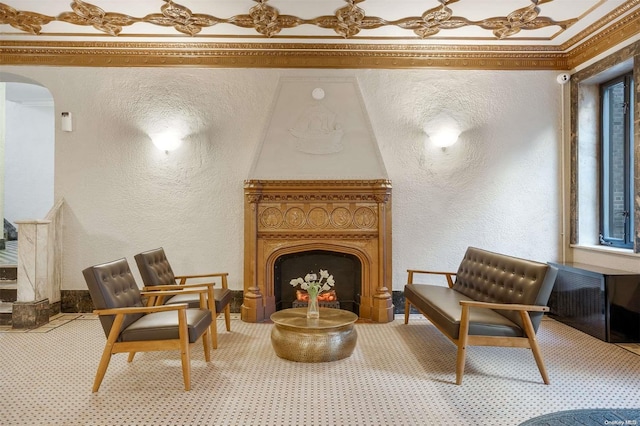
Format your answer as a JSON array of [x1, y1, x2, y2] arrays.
[[15, 220, 51, 302]]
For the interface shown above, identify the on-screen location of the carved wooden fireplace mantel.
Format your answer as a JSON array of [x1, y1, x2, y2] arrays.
[[242, 179, 393, 323]]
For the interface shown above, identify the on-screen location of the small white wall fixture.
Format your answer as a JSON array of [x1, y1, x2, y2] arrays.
[[428, 127, 460, 149], [151, 130, 182, 153], [61, 112, 72, 132], [424, 113, 461, 149]]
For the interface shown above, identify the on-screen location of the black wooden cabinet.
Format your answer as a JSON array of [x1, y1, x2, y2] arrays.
[[547, 262, 640, 343]]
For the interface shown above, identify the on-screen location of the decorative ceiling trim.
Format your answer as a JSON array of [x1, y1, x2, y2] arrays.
[[0, 3, 639, 70], [0, 0, 578, 40], [0, 41, 568, 70], [566, 6, 640, 69], [560, 0, 640, 51]]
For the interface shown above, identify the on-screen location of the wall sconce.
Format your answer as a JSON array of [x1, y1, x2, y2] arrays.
[[428, 128, 460, 149], [151, 132, 182, 153]]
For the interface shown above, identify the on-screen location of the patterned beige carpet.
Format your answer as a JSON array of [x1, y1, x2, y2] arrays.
[[1, 315, 639, 425]]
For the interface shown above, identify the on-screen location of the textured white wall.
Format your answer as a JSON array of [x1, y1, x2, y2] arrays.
[[2, 67, 563, 292]]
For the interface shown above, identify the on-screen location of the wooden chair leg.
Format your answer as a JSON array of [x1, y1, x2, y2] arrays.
[[178, 309, 191, 391], [405, 272, 414, 325], [206, 287, 218, 350], [404, 299, 411, 324], [93, 345, 114, 393], [127, 352, 136, 362], [211, 318, 218, 350], [224, 305, 231, 332], [456, 305, 471, 385], [520, 311, 550, 384], [202, 330, 211, 362], [92, 314, 125, 392]]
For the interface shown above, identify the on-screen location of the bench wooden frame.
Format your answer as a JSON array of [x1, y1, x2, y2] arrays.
[[405, 269, 551, 385]]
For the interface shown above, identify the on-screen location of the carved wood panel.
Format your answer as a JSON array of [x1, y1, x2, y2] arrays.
[[242, 179, 393, 323]]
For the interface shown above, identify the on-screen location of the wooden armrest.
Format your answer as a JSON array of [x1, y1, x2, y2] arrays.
[[175, 273, 229, 289], [140, 288, 208, 297], [459, 300, 550, 312], [142, 285, 214, 310], [143, 283, 216, 291], [94, 303, 189, 316], [407, 269, 457, 276], [174, 273, 228, 280], [407, 269, 457, 288]]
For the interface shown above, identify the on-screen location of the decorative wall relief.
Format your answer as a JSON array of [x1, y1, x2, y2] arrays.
[[260, 207, 283, 228], [289, 88, 344, 155], [284, 208, 306, 228], [353, 207, 377, 229], [258, 203, 377, 232], [249, 77, 388, 180], [331, 207, 352, 228]]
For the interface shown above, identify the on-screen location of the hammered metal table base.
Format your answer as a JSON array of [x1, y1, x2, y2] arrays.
[[270, 308, 358, 363]]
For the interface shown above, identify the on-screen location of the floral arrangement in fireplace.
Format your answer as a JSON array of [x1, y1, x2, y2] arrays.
[[290, 269, 336, 302]]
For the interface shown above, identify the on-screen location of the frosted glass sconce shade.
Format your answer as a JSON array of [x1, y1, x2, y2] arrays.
[[151, 133, 182, 152], [430, 128, 460, 148]]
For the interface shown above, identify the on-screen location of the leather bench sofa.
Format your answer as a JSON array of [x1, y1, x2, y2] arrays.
[[404, 246, 558, 384]]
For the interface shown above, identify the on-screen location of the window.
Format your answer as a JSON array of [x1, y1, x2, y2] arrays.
[[599, 72, 634, 248]]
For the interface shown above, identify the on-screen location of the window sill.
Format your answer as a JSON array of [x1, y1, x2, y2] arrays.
[[570, 244, 640, 258]]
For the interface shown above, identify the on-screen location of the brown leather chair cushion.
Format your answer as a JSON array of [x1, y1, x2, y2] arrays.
[[121, 308, 212, 343], [82, 258, 145, 339], [452, 247, 557, 331], [134, 248, 176, 287], [404, 283, 522, 339], [166, 288, 232, 313]]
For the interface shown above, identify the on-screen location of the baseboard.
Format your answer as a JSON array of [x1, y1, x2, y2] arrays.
[[60, 290, 410, 314], [60, 289, 246, 313]]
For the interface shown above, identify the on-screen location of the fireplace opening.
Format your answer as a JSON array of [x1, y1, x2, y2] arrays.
[[274, 250, 362, 315]]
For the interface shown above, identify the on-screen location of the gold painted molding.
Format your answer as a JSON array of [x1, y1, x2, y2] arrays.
[[566, 6, 640, 69], [0, 6, 639, 70], [0, 40, 570, 70]]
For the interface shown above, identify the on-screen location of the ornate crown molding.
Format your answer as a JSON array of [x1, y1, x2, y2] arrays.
[[1, 2, 639, 70], [0, 0, 577, 39], [0, 37, 582, 70], [566, 6, 640, 69]]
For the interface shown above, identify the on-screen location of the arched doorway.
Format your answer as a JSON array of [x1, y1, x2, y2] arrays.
[[0, 77, 54, 252], [0, 74, 55, 321]]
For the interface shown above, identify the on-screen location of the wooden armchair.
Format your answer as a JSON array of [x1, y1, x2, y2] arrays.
[[82, 258, 212, 392], [134, 247, 232, 349]]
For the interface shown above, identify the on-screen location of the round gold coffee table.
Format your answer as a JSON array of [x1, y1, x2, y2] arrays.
[[270, 308, 358, 363]]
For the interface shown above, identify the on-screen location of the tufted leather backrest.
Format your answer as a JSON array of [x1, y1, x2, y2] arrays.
[[453, 247, 557, 331], [134, 248, 176, 287], [82, 258, 144, 339]]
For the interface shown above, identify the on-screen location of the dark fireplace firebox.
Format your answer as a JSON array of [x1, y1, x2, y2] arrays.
[[274, 250, 361, 314]]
